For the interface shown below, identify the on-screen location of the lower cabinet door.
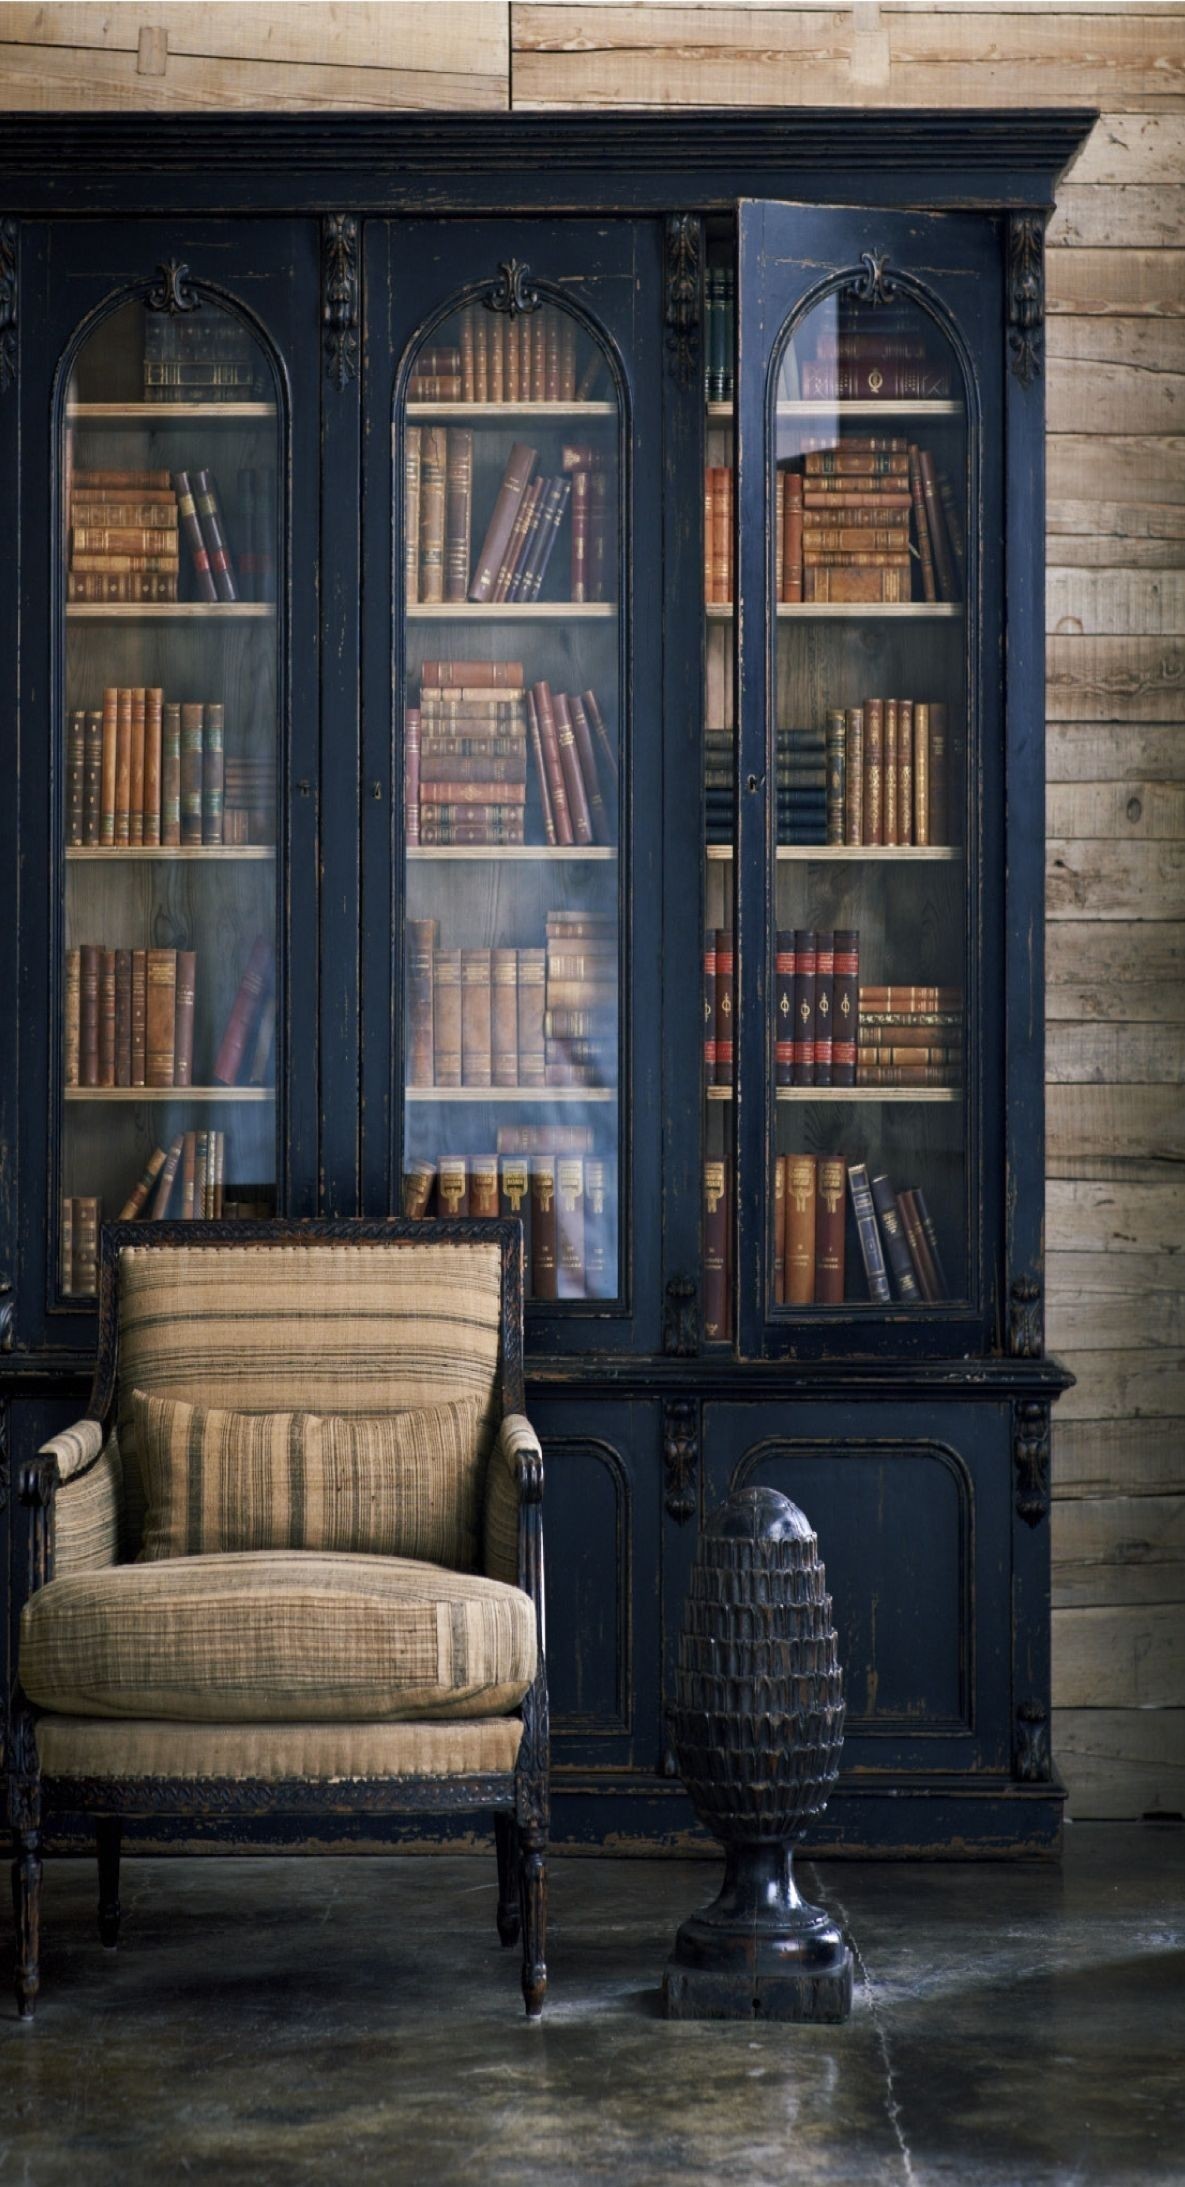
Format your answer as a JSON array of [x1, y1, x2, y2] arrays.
[[703, 1400, 1013, 1785]]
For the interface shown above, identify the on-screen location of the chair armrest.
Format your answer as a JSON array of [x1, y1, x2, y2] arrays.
[[497, 1412, 543, 1503], [36, 1417, 106, 1485], [22, 1419, 120, 1591], [484, 1412, 544, 1596]]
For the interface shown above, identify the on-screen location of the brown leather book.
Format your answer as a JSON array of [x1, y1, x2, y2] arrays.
[[815, 1158, 846, 1304], [814, 930, 834, 1086], [530, 1157, 558, 1300], [161, 701, 182, 847], [118, 1145, 167, 1221], [114, 686, 132, 847], [492, 947, 519, 1086], [64, 949, 81, 1087], [83, 710, 103, 845], [71, 1197, 100, 1296], [493, 475, 543, 602], [461, 948, 493, 1088], [99, 686, 118, 846], [431, 947, 463, 1087], [570, 468, 590, 601], [473, 311, 489, 401], [401, 1160, 436, 1219], [130, 949, 147, 1086], [532, 683, 574, 846], [180, 1131, 197, 1219], [470, 442, 536, 603], [114, 948, 132, 1087], [773, 1153, 786, 1303], [525, 687, 555, 846], [98, 947, 117, 1087], [786, 1154, 817, 1305], [908, 445, 937, 602], [712, 465, 733, 604], [180, 703, 204, 845], [783, 471, 803, 604], [863, 698, 883, 847], [831, 930, 859, 1088], [917, 448, 957, 601], [569, 696, 611, 845], [247, 989, 276, 1085], [489, 315, 505, 403], [145, 948, 177, 1087], [173, 949, 197, 1088], [897, 699, 913, 845], [544, 305, 562, 403], [703, 467, 714, 604], [192, 470, 238, 603], [844, 707, 864, 845], [149, 1133, 185, 1219], [404, 703, 421, 845], [703, 1159, 730, 1341], [929, 702, 949, 845], [417, 426, 447, 604], [127, 686, 146, 847], [499, 1156, 532, 1276], [444, 428, 473, 602], [556, 1157, 585, 1298], [213, 936, 271, 1086], [584, 1156, 611, 1298], [66, 709, 85, 846], [406, 917, 437, 1086], [913, 701, 930, 845], [896, 1189, 936, 1301], [172, 470, 218, 603], [142, 686, 163, 846], [403, 425, 421, 605], [531, 311, 547, 401], [553, 694, 594, 845], [202, 702, 224, 845], [516, 948, 546, 1086], [60, 1196, 73, 1294], [420, 660, 525, 690], [775, 930, 794, 1086], [714, 928, 734, 1087], [465, 1154, 497, 1221], [805, 567, 908, 603], [79, 943, 101, 1087], [884, 699, 899, 849]]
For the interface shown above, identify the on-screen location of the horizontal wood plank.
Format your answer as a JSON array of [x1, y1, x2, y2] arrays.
[[1046, 837, 1185, 916], [1048, 249, 1185, 319], [1048, 1085, 1185, 1170], [1046, 920, 1185, 1019], [1054, 1707, 1185, 1819], [1047, 1179, 1185, 1256], [1046, 1021, 1185, 1083], [1049, 436, 1185, 504], [1048, 569, 1185, 635], [1046, 1253, 1185, 1353], [1054, 1416, 1185, 1499], [1055, 1350, 1185, 1422], [1046, 317, 1185, 374], [1046, 780, 1185, 838], [1046, 637, 1185, 722], [1064, 111, 1185, 185], [1053, 1602, 1183, 1707], [1046, 724, 1185, 783], [1049, 185, 1185, 249]]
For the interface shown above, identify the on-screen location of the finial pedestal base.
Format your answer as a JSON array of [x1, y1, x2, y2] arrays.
[[662, 1843, 852, 2021]]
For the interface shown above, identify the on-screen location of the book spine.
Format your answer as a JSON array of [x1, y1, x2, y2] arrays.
[[119, 1145, 167, 1221], [83, 710, 103, 844], [444, 427, 473, 602], [114, 686, 132, 847], [66, 710, 85, 845], [582, 687, 619, 791], [917, 448, 956, 601], [783, 471, 803, 604], [432, 947, 463, 1088], [815, 1156, 846, 1304], [714, 928, 734, 1087], [884, 698, 899, 849], [160, 702, 182, 846], [525, 686, 556, 845], [494, 475, 542, 602], [814, 930, 834, 1086], [896, 1188, 936, 1302], [129, 685, 146, 845], [556, 1157, 586, 1298], [114, 947, 132, 1086], [870, 1173, 921, 1300], [825, 710, 846, 845], [913, 701, 930, 846], [703, 930, 717, 1081], [64, 948, 81, 1085], [791, 928, 816, 1085], [530, 1157, 558, 1300], [897, 699, 913, 846], [145, 948, 177, 1087], [418, 425, 447, 604], [193, 1130, 209, 1220], [848, 1162, 891, 1303], [570, 468, 590, 601], [149, 1133, 185, 1219], [864, 698, 883, 847], [404, 426, 421, 605], [554, 692, 594, 845], [402, 1159, 437, 1220], [786, 1154, 817, 1304], [804, 567, 908, 603], [193, 469, 238, 602], [142, 686, 163, 846], [213, 936, 271, 1086], [912, 1188, 950, 1299], [470, 1153, 501, 1221], [588, 469, 610, 602], [99, 688, 118, 845], [60, 1196, 73, 1293], [180, 703, 204, 846], [492, 947, 519, 1087], [470, 442, 536, 603], [584, 1156, 611, 1298], [404, 704, 421, 845], [519, 477, 570, 602], [406, 917, 436, 1087], [516, 949, 546, 1087], [844, 707, 864, 846], [172, 470, 218, 603], [703, 1160, 730, 1340], [568, 696, 611, 846], [831, 928, 858, 1087], [532, 682, 574, 846], [804, 449, 911, 477], [98, 948, 116, 1087], [773, 1155, 786, 1303], [72, 1197, 100, 1297], [929, 702, 949, 845], [173, 949, 197, 1088], [131, 948, 147, 1085], [774, 930, 795, 1086], [202, 702, 224, 845], [461, 947, 493, 1088], [247, 988, 276, 1086], [180, 1131, 197, 1219], [703, 468, 714, 604]]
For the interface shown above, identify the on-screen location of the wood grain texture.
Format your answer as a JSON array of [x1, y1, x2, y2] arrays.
[[1053, 1603, 1183, 1706], [1052, 1708, 1185, 1819]]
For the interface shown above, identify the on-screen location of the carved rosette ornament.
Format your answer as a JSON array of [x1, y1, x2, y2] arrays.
[[1015, 1699, 1052, 1784], [1010, 1274, 1044, 1359], [663, 1487, 852, 2021], [146, 259, 199, 316], [322, 215, 359, 390], [662, 1398, 698, 1524], [1014, 1398, 1051, 1528], [484, 259, 540, 319], [850, 249, 897, 308], [1008, 213, 1046, 387], [0, 217, 16, 393], [665, 213, 702, 386]]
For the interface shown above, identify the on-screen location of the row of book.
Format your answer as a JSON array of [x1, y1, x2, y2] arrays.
[[408, 913, 616, 1090], [64, 937, 275, 1091], [141, 315, 268, 403], [706, 726, 841, 846], [856, 987, 963, 1089], [703, 439, 962, 606], [64, 691, 272, 850], [787, 309, 955, 402], [405, 435, 609, 606], [66, 466, 243, 605], [404, 663, 616, 847], [59, 1139, 271, 1293], [703, 266, 736, 403], [411, 306, 602, 406], [706, 934, 962, 1091], [825, 698, 950, 848], [402, 1148, 614, 1300]]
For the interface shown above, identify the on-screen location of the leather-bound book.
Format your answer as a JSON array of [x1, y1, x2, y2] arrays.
[[114, 686, 132, 847], [145, 949, 177, 1087], [150, 1133, 185, 1218], [114, 949, 132, 1087], [863, 699, 883, 846], [884, 700, 899, 849], [773, 1154, 786, 1303], [519, 476, 571, 601], [908, 446, 937, 602], [917, 449, 956, 602], [406, 918, 437, 1086], [162, 702, 182, 847], [404, 704, 421, 846], [870, 1172, 921, 1301], [212, 1129, 225, 1217], [461, 948, 493, 1088], [60, 1197, 73, 1294], [444, 428, 473, 601], [404, 426, 421, 605], [418, 427, 448, 603], [569, 696, 611, 845], [582, 688, 619, 791], [815, 1157, 846, 1304], [180, 704, 204, 845], [814, 930, 834, 1086], [64, 948, 81, 1087], [128, 686, 146, 846], [556, 1157, 586, 1298], [119, 1145, 167, 1220], [470, 442, 537, 603], [897, 699, 913, 845], [928, 702, 949, 845], [181, 1131, 198, 1219], [99, 687, 119, 845], [402, 1160, 437, 1220], [499, 1157, 532, 1277], [473, 311, 489, 401], [703, 468, 715, 604], [437, 1153, 469, 1219], [143, 686, 163, 846], [584, 1156, 611, 1298], [544, 307, 562, 402], [783, 471, 803, 603], [554, 693, 594, 845], [98, 948, 117, 1087], [489, 315, 505, 403], [192, 470, 238, 602], [470, 1154, 500, 1220], [66, 710, 85, 845], [791, 929, 816, 1086], [703, 930, 717, 1081], [774, 930, 795, 1086], [516, 948, 546, 1086], [848, 1163, 891, 1303], [83, 710, 103, 845], [213, 936, 271, 1086], [714, 928, 734, 1087], [432, 947, 463, 1087], [131, 949, 147, 1085], [912, 1188, 950, 1299], [805, 567, 907, 604], [570, 469, 590, 601], [458, 308, 476, 401], [492, 948, 519, 1086], [826, 710, 846, 845], [173, 949, 197, 1089], [530, 1157, 559, 1301], [786, 1154, 817, 1305], [712, 465, 733, 604], [703, 1159, 730, 1341], [531, 311, 547, 402], [831, 930, 859, 1087], [72, 1197, 100, 1296], [532, 683, 574, 845], [247, 988, 276, 1085], [493, 475, 543, 601], [202, 702, 224, 844], [896, 1189, 936, 1301], [172, 470, 218, 603], [589, 470, 610, 601], [844, 707, 864, 844], [193, 1132, 209, 1223], [80, 943, 101, 1087], [526, 688, 556, 844]]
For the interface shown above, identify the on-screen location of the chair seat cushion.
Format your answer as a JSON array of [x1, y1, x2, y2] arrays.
[[35, 1715, 523, 1783], [21, 1552, 536, 1725]]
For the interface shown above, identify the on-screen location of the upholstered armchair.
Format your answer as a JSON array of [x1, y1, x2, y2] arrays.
[[10, 1218, 548, 2020]]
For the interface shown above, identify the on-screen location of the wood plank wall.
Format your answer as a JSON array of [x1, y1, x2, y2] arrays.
[[0, 1, 1180, 1819]]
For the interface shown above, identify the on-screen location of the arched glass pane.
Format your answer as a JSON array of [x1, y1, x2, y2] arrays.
[[397, 295, 624, 1306], [59, 295, 280, 1293]]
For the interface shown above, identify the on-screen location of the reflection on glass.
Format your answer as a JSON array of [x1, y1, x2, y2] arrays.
[[398, 294, 624, 1305], [702, 239, 735, 1344], [60, 298, 280, 1296]]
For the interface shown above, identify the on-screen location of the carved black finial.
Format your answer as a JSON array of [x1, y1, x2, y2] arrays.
[[0, 218, 16, 394], [850, 250, 897, 308], [1013, 1398, 1051, 1527], [665, 213, 702, 386], [146, 260, 199, 316], [1008, 212, 1046, 387], [1010, 1274, 1043, 1360], [662, 1398, 698, 1524], [322, 215, 359, 390], [485, 260, 540, 319]]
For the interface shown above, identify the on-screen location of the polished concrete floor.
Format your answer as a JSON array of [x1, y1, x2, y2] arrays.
[[1, 1824, 1182, 2184]]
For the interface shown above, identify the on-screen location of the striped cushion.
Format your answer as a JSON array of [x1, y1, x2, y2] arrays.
[[22, 1552, 536, 1724], [116, 1240, 503, 1552], [134, 1390, 490, 1569], [36, 1715, 523, 1783]]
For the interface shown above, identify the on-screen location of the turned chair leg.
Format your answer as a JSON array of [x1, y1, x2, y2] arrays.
[[11, 1828, 42, 2021], [96, 1819, 122, 1950], [518, 1823, 547, 2020], [494, 1813, 521, 1946]]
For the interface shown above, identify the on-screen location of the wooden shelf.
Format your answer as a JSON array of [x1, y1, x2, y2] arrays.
[[407, 602, 615, 621], [705, 602, 961, 621], [406, 402, 615, 420], [706, 1085, 960, 1104], [408, 846, 615, 863], [66, 603, 275, 620], [406, 1087, 615, 1103], [707, 400, 963, 421], [67, 402, 276, 421], [67, 846, 274, 862], [705, 844, 960, 863], [66, 1086, 272, 1103]]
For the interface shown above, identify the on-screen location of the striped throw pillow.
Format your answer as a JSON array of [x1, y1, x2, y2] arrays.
[[133, 1389, 492, 1569]]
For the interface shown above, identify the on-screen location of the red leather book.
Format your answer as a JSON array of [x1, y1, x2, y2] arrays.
[[831, 930, 859, 1087], [98, 947, 117, 1087], [863, 699, 883, 847], [814, 930, 834, 1085], [114, 948, 132, 1086], [404, 704, 421, 845], [493, 475, 543, 602], [775, 930, 795, 1086], [554, 693, 594, 845], [213, 936, 272, 1087], [532, 683, 574, 846], [173, 949, 197, 1088], [791, 929, 816, 1085], [703, 930, 717, 1080], [172, 470, 218, 603], [714, 928, 734, 1087], [469, 443, 537, 603], [192, 469, 238, 602], [146, 948, 177, 1087]]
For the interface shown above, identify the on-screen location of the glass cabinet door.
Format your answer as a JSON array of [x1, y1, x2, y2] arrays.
[[381, 220, 663, 1354], [733, 203, 1003, 1355], [57, 285, 282, 1297]]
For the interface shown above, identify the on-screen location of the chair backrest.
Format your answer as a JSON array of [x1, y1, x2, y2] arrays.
[[108, 1231, 507, 1554]]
